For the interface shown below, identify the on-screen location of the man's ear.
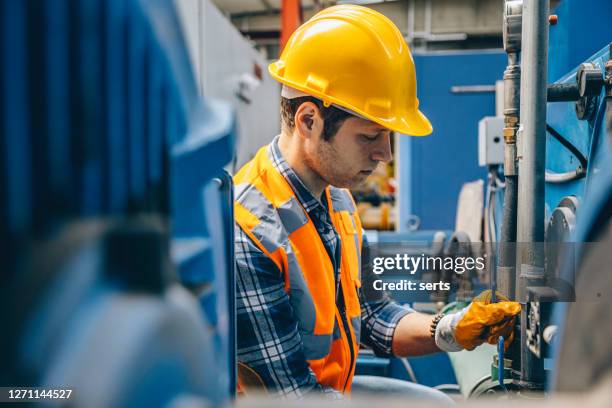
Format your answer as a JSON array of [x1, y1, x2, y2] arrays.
[[294, 102, 322, 138]]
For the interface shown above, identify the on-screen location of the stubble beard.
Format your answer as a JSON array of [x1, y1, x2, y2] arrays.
[[306, 139, 362, 189]]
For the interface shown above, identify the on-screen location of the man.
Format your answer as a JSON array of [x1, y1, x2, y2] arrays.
[[234, 5, 520, 399]]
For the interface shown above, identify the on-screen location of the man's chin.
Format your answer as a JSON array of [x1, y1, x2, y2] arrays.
[[330, 178, 366, 190]]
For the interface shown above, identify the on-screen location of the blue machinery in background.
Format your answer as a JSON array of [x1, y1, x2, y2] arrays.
[[365, 0, 612, 399], [396, 0, 612, 234], [1, 0, 236, 406], [362, 42, 612, 399], [545, 45, 610, 210]]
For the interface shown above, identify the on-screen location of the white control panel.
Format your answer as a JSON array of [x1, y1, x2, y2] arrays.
[[478, 116, 505, 166]]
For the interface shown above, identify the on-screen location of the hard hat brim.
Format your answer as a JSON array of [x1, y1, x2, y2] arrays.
[[269, 61, 433, 137]]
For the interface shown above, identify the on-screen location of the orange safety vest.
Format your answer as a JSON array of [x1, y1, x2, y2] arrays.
[[234, 143, 363, 394]]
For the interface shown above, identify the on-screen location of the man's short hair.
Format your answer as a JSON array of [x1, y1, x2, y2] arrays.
[[280, 96, 353, 141]]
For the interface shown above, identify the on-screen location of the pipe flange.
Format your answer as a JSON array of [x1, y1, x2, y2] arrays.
[[575, 93, 599, 121], [606, 63, 612, 97], [503, 0, 523, 53], [575, 62, 604, 120], [545, 196, 579, 284], [546, 196, 579, 243], [578, 62, 604, 98]]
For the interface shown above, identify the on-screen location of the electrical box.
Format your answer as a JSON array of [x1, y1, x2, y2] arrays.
[[478, 116, 504, 166]]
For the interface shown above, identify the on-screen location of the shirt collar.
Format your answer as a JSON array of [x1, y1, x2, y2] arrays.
[[269, 135, 328, 214]]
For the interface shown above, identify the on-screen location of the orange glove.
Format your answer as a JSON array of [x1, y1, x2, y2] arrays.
[[435, 290, 521, 352]]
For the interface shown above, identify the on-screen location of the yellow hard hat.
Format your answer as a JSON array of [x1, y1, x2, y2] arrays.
[[269, 5, 432, 136]]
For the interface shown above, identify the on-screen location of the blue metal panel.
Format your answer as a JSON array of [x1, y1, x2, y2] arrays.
[[142, 0, 237, 397], [105, 0, 128, 214], [45, 0, 72, 218], [219, 170, 237, 393], [548, 0, 612, 82], [147, 44, 164, 206], [2, 0, 237, 403], [398, 51, 507, 231], [548, 164, 612, 391], [127, 2, 148, 209], [545, 46, 610, 214], [76, 0, 104, 216], [169, 109, 236, 395], [1, 0, 31, 234]]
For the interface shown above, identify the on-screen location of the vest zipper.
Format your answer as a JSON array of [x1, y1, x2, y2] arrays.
[[338, 288, 355, 392], [326, 192, 356, 392]]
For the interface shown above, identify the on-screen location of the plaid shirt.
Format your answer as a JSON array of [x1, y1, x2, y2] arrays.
[[235, 136, 413, 399]]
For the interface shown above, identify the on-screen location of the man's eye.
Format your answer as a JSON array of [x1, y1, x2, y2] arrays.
[[362, 134, 378, 142]]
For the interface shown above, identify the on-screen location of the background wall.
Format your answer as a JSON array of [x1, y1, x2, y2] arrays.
[[397, 51, 507, 232], [176, 0, 281, 171]]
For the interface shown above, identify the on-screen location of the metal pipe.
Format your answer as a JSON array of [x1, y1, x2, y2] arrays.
[[497, 177, 517, 294], [547, 83, 580, 102], [505, 52, 521, 120], [516, 0, 549, 388], [497, 51, 520, 300], [497, 0, 523, 302], [499, 54, 521, 376], [500, 0, 524, 379]]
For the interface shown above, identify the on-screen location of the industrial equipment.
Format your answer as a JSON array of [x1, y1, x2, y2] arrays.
[[358, 0, 612, 401], [1, 0, 236, 406], [444, 0, 612, 398]]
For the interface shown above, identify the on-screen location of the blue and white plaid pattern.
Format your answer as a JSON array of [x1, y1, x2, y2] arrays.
[[235, 136, 413, 398]]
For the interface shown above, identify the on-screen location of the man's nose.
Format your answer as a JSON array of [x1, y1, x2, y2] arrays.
[[370, 133, 393, 163]]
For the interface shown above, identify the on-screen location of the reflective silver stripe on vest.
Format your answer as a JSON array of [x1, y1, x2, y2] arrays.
[[286, 240, 334, 360], [236, 184, 308, 238], [236, 182, 330, 360], [302, 333, 333, 360], [277, 197, 309, 234], [329, 187, 362, 274], [235, 183, 287, 253], [286, 247, 316, 331], [329, 187, 356, 213], [351, 316, 361, 345], [234, 183, 251, 202]]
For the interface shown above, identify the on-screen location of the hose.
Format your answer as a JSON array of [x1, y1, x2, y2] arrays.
[[545, 124, 588, 169], [544, 124, 589, 184]]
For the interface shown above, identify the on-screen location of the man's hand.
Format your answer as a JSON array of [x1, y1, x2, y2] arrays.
[[435, 290, 521, 352]]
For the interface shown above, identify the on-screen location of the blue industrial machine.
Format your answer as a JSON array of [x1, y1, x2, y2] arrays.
[[358, 0, 612, 400], [1, 0, 236, 406]]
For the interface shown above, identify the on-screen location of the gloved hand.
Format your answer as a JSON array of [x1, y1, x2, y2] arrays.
[[435, 290, 521, 352]]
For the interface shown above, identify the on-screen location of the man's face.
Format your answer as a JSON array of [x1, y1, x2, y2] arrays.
[[304, 116, 393, 189]]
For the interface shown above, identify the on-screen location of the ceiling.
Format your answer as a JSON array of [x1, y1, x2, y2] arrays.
[[212, 0, 320, 16], [211, 0, 395, 18]]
